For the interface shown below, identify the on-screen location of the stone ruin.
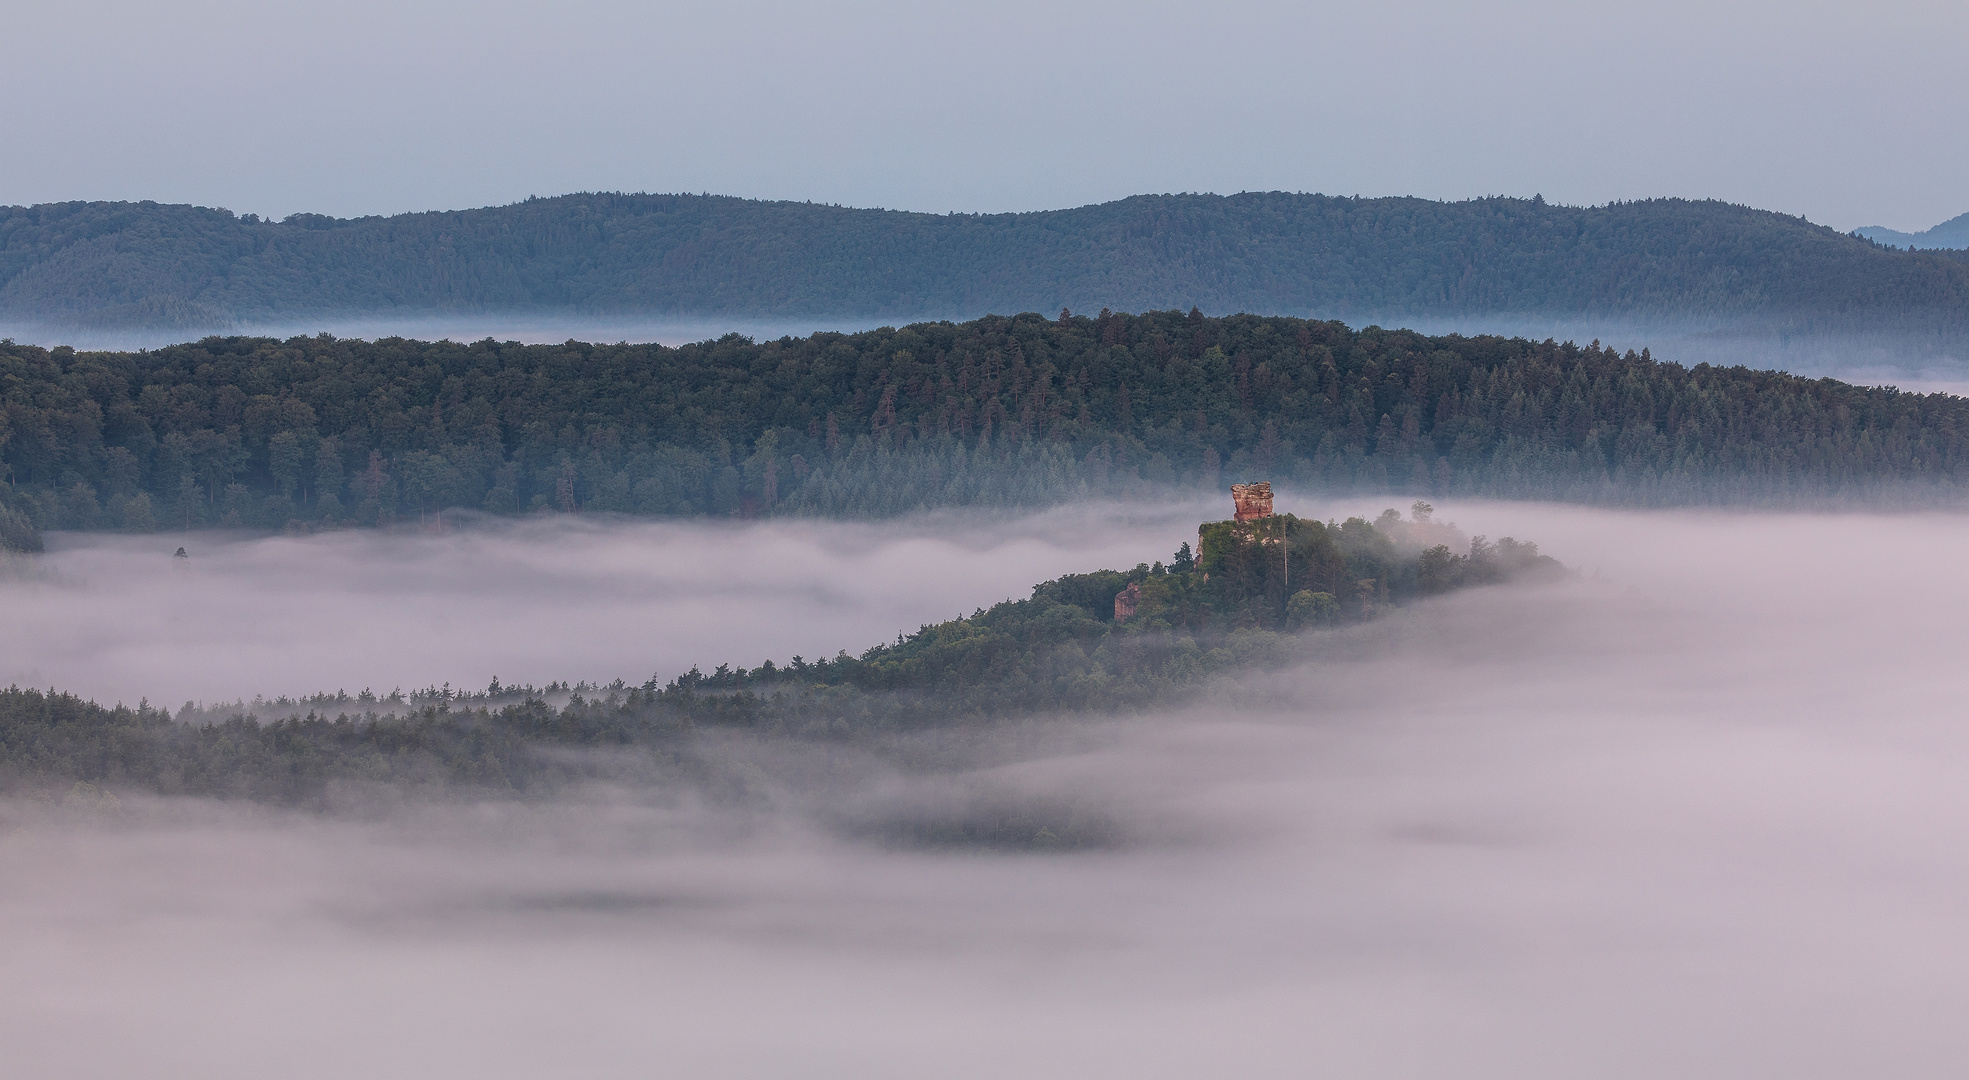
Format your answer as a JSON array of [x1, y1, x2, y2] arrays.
[[1231, 482, 1273, 523]]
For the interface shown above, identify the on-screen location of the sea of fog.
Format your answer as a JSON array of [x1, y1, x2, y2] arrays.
[[0, 498, 1228, 706], [7, 499, 1969, 1078]]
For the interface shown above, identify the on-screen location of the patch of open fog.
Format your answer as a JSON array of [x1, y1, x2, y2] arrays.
[[0, 314, 931, 352], [1778, 364, 1969, 398], [6, 506, 1969, 1077], [2, 500, 1220, 706]]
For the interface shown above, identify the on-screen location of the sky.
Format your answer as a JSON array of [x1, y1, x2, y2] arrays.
[[5, 0, 1965, 232], [11, 501, 1969, 1077]]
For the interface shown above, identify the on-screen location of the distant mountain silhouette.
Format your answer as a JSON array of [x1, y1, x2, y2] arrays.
[[1855, 213, 1969, 251], [4, 192, 1968, 334]]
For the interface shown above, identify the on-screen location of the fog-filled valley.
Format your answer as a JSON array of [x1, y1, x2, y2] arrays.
[[5, 203, 1968, 1080], [13, 0, 1969, 1068], [8, 502, 1969, 1078], [2, 500, 1226, 706]]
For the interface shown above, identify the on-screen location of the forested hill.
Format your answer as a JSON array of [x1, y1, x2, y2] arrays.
[[3, 310, 1967, 549], [4, 192, 1968, 334]]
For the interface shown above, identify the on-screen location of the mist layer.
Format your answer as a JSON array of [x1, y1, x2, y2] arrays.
[[5, 504, 1969, 1077], [1, 501, 1218, 706]]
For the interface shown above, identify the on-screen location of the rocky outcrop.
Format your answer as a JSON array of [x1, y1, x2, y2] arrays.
[[1231, 482, 1273, 523], [1114, 580, 1141, 621]]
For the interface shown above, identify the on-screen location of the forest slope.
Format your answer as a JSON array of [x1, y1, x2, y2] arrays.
[[3, 310, 1967, 550], [4, 193, 1967, 334]]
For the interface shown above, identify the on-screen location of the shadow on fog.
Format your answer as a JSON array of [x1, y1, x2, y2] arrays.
[[7, 503, 1969, 1078]]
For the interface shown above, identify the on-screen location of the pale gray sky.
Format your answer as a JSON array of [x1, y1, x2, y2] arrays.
[[6, 0, 1964, 231]]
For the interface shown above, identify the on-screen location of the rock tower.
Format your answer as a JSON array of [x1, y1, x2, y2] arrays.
[[1114, 580, 1141, 621], [1231, 482, 1274, 523]]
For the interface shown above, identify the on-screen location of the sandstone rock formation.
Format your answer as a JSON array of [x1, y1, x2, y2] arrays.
[[1231, 482, 1273, 523], [1114, 580, 1141, 621]]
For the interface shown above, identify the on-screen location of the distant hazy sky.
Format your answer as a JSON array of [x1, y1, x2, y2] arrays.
[[6, 0, 1964, 231]]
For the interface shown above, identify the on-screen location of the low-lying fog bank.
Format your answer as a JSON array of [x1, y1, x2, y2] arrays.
[[0, 313, 920, 352], [6, 504, 1969, 1077], [1, 500, 1222, 706], [1340, 315, 1969, 393]]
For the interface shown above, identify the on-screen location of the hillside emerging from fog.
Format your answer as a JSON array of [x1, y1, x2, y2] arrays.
[[0, 503, 1556, 825], [5, 309, 1969, 549], [5, 192, 1969, 335]]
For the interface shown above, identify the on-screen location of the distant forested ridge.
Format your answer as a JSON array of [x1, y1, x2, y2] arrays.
[[3, 310, 1969, 548], [0, 504, 1557, 828], [4, 192, 1968, 335], [1856, 212, 1969, 251]]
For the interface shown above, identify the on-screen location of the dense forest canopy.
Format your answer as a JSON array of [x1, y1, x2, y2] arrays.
[[0, 502, 1557, 832], [3, 192, 1967, 334], [4, 309, 1968, 550]]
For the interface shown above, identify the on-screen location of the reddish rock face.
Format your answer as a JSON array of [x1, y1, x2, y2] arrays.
[[1231, 482, 1273, 523], [1114, 580, 1142, 621]]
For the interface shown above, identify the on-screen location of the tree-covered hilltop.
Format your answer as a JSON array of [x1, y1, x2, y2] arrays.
[[4, 192, 1968, 334], [657, 502, 1559, 725], [4, 310, 1968, 549], [0, 504, 1557, 814]]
